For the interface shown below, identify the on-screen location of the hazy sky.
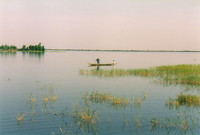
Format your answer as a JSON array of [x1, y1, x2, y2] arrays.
[[0, 0, 200, 50]]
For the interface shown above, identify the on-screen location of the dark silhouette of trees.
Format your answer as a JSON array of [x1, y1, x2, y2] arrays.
[[0, 45, 17, 50], [0, 43, 45, 51], [21, 43, 45, 51]]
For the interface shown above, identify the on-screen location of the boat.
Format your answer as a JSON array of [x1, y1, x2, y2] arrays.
[[88, 63, 115, 66]]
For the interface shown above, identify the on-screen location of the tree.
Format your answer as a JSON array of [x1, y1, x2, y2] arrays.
[[41, 46, 45, 51], [22, 45, 26, 50]]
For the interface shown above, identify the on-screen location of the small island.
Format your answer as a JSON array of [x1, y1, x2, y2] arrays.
[[0, 45, 17, 51], [0, 43, 45, 52]]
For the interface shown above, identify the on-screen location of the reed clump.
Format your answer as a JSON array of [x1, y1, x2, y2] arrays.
[[111, 97, 130, 107], [84, 91, 131, 107], [84, 91, 113, 104], [84, 91, 147, 108], [73, 105, 99, 126], [177, 94, 200, 106], [27, 94, 37, 103], [166, 94, 200, 108], [150, 118, 159, 130], [16, 113, 24, 122], [149, 114, 199, 132]]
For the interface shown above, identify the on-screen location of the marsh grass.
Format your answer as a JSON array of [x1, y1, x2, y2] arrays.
[[135, 115, 142, 129], [37, 83, 58, 103], [83, 91, 147, 108], [177, 94, 200, 106], [166, 94, 200, 108], [42, 94, 57, 103], [27, 94, 37, 103], [72, 105, 99, 130], [16, 113, 24, 122], [150, 118, 159, 130], [149, 114, 199, 132], [80, 64, 200, 87]]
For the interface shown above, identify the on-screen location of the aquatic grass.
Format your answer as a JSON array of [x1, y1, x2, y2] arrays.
[[84, 91, 130, 107], [149, 114, 200, 133], [83, 91, 147, 109], [37, 83, 58, 103], [42, 94, 58, 103], [150, 118, 159, 130], [84, 91, 113, 104], [16, 113, 24, 122], [165, 98, 180, 109], [166, 94, 200, 108], [72, 105, 99, 128], [42, 96, 49, 102], [80, 64, 200, 87], [135, 115, 142, 129], [111, 96, 130, 107], [48, 94, 57, 102], [177, 94, 200, 106], [27, 94, 37, 103]]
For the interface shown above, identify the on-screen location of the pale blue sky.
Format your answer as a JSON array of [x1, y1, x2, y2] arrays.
[[0, 0, 200, 50]]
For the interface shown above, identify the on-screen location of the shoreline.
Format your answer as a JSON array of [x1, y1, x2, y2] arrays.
[[1, 49, 200, 53], [46, 49, 200, 52]]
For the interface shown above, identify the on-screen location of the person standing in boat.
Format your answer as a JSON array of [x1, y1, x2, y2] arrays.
[[113, 60, 115, 65], [96, 58, 100, 64]]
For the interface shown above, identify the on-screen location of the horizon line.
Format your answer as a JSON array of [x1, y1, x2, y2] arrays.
[[46, 49, 200, 52]]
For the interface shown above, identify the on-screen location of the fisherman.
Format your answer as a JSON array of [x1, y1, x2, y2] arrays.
[[96, 58, 100, 64], [113, 60, 115, 65]]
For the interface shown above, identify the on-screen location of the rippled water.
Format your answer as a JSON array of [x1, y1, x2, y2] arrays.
[[0, 51, 200, 135]]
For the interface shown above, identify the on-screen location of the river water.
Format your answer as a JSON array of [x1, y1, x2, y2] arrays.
[[0, 51, 200, 135]]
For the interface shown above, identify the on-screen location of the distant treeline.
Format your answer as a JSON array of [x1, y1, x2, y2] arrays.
[[0, 45, 17, 50], [20, 43, 45, 51], [0, 43, 45, 51]]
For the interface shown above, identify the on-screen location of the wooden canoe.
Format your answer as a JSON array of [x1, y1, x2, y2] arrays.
[[88, 63, 115, 66]]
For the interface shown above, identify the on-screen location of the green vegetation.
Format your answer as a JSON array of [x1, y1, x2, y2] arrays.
[[0, 45, 17, 51], [177, 94, 200, 106], [73, 105, 99, 126], [166, 94, 200, 108], [83, 91, 147, 108], [149, 114, 199, 132], [80, 64, 200, 87], [0, 43, 45, 52], [14, 82, 199, 134], [20, 43, 45, 51], [16, 113, 24, 122]]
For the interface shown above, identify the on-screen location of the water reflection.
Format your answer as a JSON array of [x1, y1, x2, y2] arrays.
[[22, 51, 45, 62], [14, 83, 200, 135], [96, 66, 100, 71], [0, 51, 17, 57], [149, 110, 200, 135], [22, 51, 44, 58]]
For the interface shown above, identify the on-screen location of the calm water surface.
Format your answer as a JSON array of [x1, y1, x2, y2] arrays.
[[0, 51, 200, 135]]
